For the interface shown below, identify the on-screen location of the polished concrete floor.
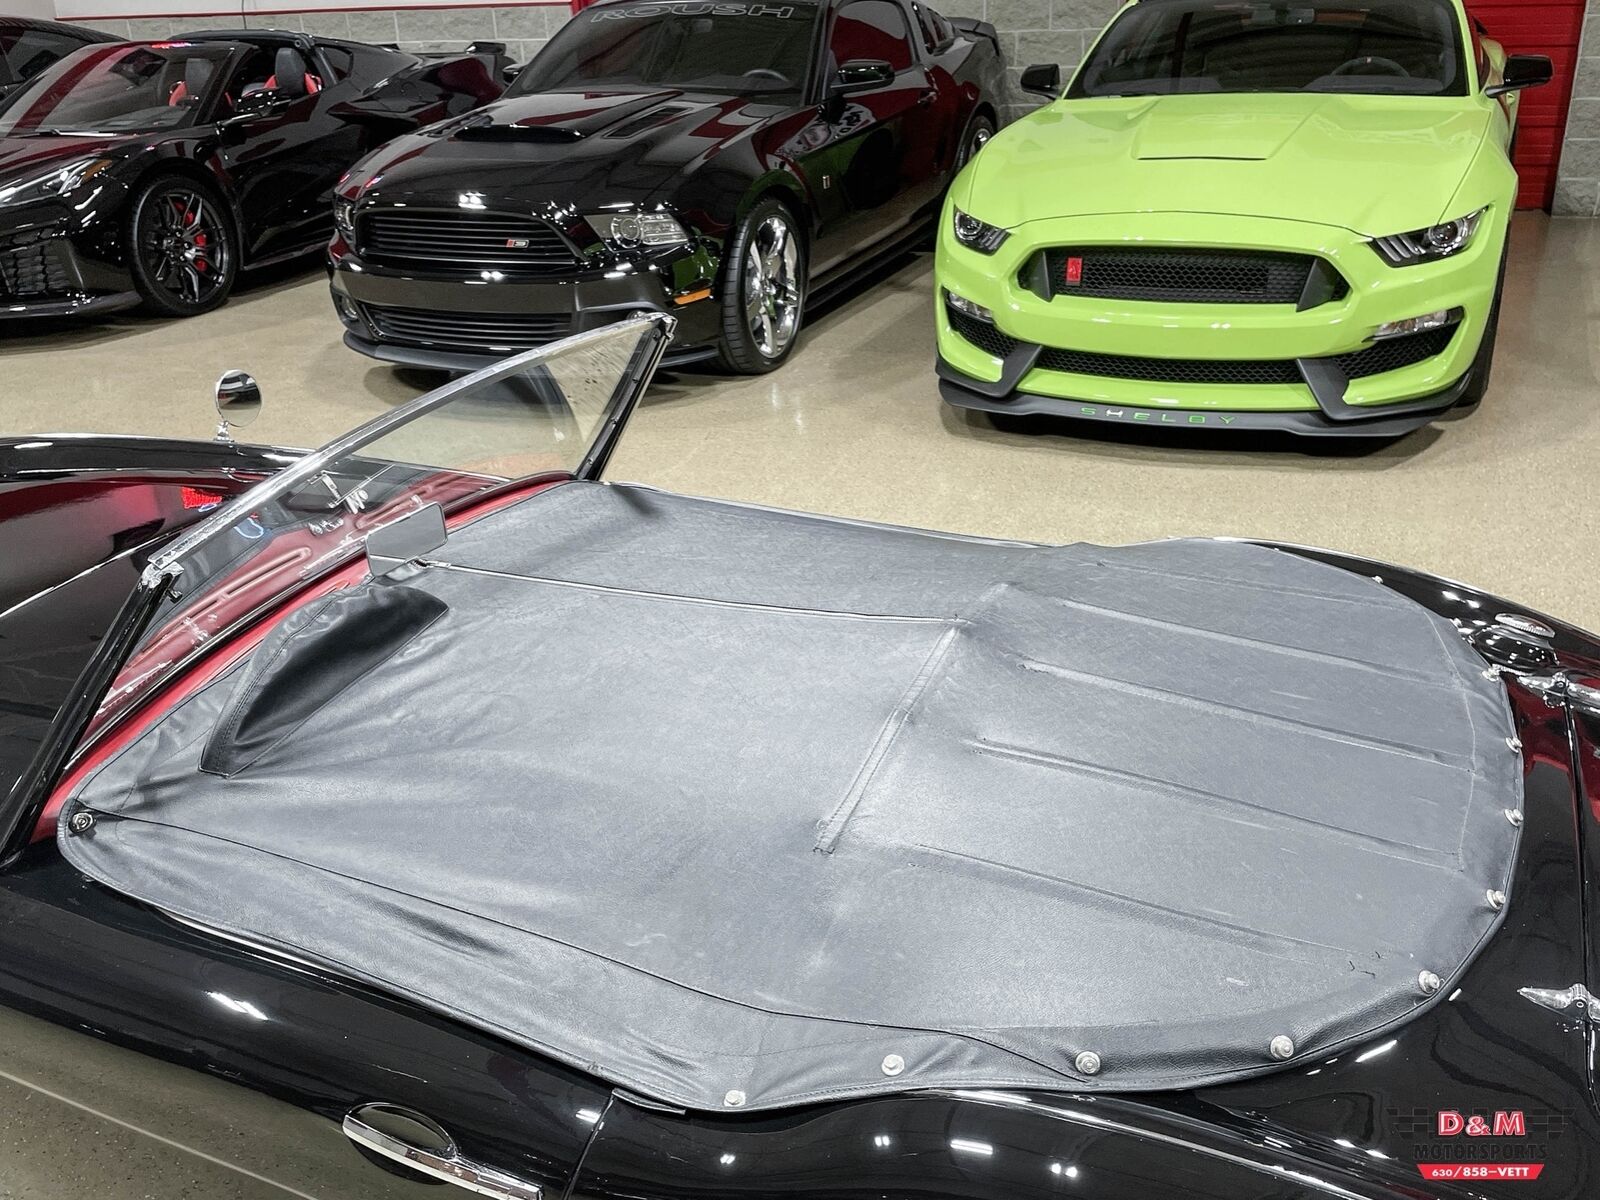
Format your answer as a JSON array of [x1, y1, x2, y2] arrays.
[[3, 212, 1599, 629]]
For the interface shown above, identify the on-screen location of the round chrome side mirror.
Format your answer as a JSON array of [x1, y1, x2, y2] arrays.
[[213, 370, 262, 442]]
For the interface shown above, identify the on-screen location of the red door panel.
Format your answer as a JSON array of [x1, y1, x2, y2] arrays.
[[1465, 0, 1586, 210]]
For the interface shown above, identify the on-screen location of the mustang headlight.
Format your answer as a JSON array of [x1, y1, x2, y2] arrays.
[[1370, 210, 1485, 267], [333, 197, 356, 238], [952, 207, 1009, 254], [585, 212, 688, 250], [0, 157, 114, 208]]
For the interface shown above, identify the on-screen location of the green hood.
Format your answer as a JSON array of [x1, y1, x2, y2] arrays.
[[969, 92, 1490, 237]]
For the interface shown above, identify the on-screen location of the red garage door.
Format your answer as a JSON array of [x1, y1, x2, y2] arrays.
[[1465, 0, 1586, 209]]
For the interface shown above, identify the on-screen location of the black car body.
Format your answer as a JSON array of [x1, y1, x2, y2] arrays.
[[328, 0, 1007, 372], [0, 16, 118, 100], [0, 31, 499, 320], [1, 317, 1598, 1199]]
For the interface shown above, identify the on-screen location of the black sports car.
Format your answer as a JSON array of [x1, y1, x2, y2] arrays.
[[328, 0, 1007, 372], [2, 316, 1599, 1199], [0, 16, 118, 100], [0, 31, 500, 320]]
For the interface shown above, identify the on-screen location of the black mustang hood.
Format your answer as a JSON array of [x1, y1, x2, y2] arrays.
[[350, 88, 774, 208]]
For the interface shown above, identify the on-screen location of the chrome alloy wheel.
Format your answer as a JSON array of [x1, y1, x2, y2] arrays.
[[140, 187, 230, 307], [742, 214, 800, 360]]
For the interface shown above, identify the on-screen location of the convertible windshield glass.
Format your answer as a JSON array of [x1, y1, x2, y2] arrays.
[[0, 43, 230, 134], [1071, 0, 1465, 97], [511, 1, 821, 98], [90, 317, 667, 736]]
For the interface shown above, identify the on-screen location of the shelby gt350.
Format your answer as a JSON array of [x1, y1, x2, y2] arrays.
[[935, 0, 1552, 438]]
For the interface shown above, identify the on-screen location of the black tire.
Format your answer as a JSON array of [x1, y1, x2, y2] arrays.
[[1457, 248, 1507, 408], [956, 112, 996, 171], [716, 197, 807, 374], [126, 175, 238, 317]]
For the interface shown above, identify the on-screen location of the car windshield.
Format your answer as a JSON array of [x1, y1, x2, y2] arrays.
[[1071, 0, 1465, 98], [511, 0, 821, 99], [0, 42, 230, 134], [85, 317, 669, 743]]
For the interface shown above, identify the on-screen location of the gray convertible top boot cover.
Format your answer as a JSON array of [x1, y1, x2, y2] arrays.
[[60, 482, 1522, 1111]]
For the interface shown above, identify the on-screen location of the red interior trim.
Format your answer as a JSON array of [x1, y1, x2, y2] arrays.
[[33, 476, 564, 843]]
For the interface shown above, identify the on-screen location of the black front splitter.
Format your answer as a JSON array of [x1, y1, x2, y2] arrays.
[[937, 359, 1472, 440]]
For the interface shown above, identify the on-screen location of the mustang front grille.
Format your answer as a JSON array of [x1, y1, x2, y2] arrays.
[[361, 303, 572, 353], [1029, 247, 1348, 307], [358, 209, 579, 275], [1037, 346, 1303, 385], [0, 238, 72, 299], [948, 301, 1459, 387]]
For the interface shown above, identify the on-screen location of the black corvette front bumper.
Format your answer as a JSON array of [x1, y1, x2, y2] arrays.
[[0, 214, 138, 319]]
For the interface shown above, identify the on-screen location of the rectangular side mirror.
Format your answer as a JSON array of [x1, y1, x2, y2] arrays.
[[830, 58, 895, 96], [1486, 54, 1553, 98], [1020, 62, 1062, 98]]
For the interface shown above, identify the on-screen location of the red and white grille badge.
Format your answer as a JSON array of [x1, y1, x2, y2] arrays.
[[505, 237, 530, 248], [1063, 255, 1084, 285]]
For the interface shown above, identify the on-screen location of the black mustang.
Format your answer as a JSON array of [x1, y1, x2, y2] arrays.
[[329, 0, 1007, 372], [1, 317, 1597, 1199], [0, 31, 500, 320]]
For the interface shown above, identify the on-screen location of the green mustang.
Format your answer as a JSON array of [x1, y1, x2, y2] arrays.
[[935, 0, 1552, 437]]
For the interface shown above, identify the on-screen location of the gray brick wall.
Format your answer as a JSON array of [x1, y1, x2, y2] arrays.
[[72, 0, 1600, 218], [1555, 3, 1600, 216]]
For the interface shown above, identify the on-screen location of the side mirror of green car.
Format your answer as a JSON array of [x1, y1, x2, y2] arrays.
[[1486, 54, 1553, 98], [1020, 63, 1062, 98]]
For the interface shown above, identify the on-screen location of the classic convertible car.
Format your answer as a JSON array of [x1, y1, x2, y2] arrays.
[[935, 0, 1552, 438], [329, 0, 1007, 373], [0, 31, 499, 319], [2, 316, 1598, 1198]]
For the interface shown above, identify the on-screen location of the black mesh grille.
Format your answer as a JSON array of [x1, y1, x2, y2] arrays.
[[1336, 325, 1458, 379], [0, 238, 72, 299], [359, 209, 579, 276], [1037, 247, 1346, 306], [1037, 346, 1303, 385], [362, 304, 571, 353], [946, 304, 1020, 358]]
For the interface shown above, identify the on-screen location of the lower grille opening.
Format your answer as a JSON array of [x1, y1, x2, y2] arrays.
[[1336, 324, 1458, 379], [948, 300, 1459, 388], [362, 304, 572, 354], [946, 303, 1020, 359], [0, 238, 72, 300]]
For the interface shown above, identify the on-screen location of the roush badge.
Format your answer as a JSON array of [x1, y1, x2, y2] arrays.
[[505, 238, 531, 248]]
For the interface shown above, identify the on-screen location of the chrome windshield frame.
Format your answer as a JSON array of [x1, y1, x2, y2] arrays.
[[1, 314, 672, 865]]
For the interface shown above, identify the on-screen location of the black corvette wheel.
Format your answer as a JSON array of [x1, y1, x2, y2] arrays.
[[717, 197, 806, 374], [127, 176, 237, 317]]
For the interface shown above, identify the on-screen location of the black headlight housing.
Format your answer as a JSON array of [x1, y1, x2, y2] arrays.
[[952, 207, 1009, 255], [1370, 210, 1485, 267]]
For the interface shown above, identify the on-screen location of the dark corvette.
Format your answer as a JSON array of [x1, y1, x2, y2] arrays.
[[2, 316, 1599, 1199], [329, 0, 1006, 372], [0, 15, 119, 100], [0, 31, 499, 320]]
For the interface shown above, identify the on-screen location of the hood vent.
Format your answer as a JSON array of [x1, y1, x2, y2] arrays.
[[453, 121, 585, 143], [604, 103, 695, 139]]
